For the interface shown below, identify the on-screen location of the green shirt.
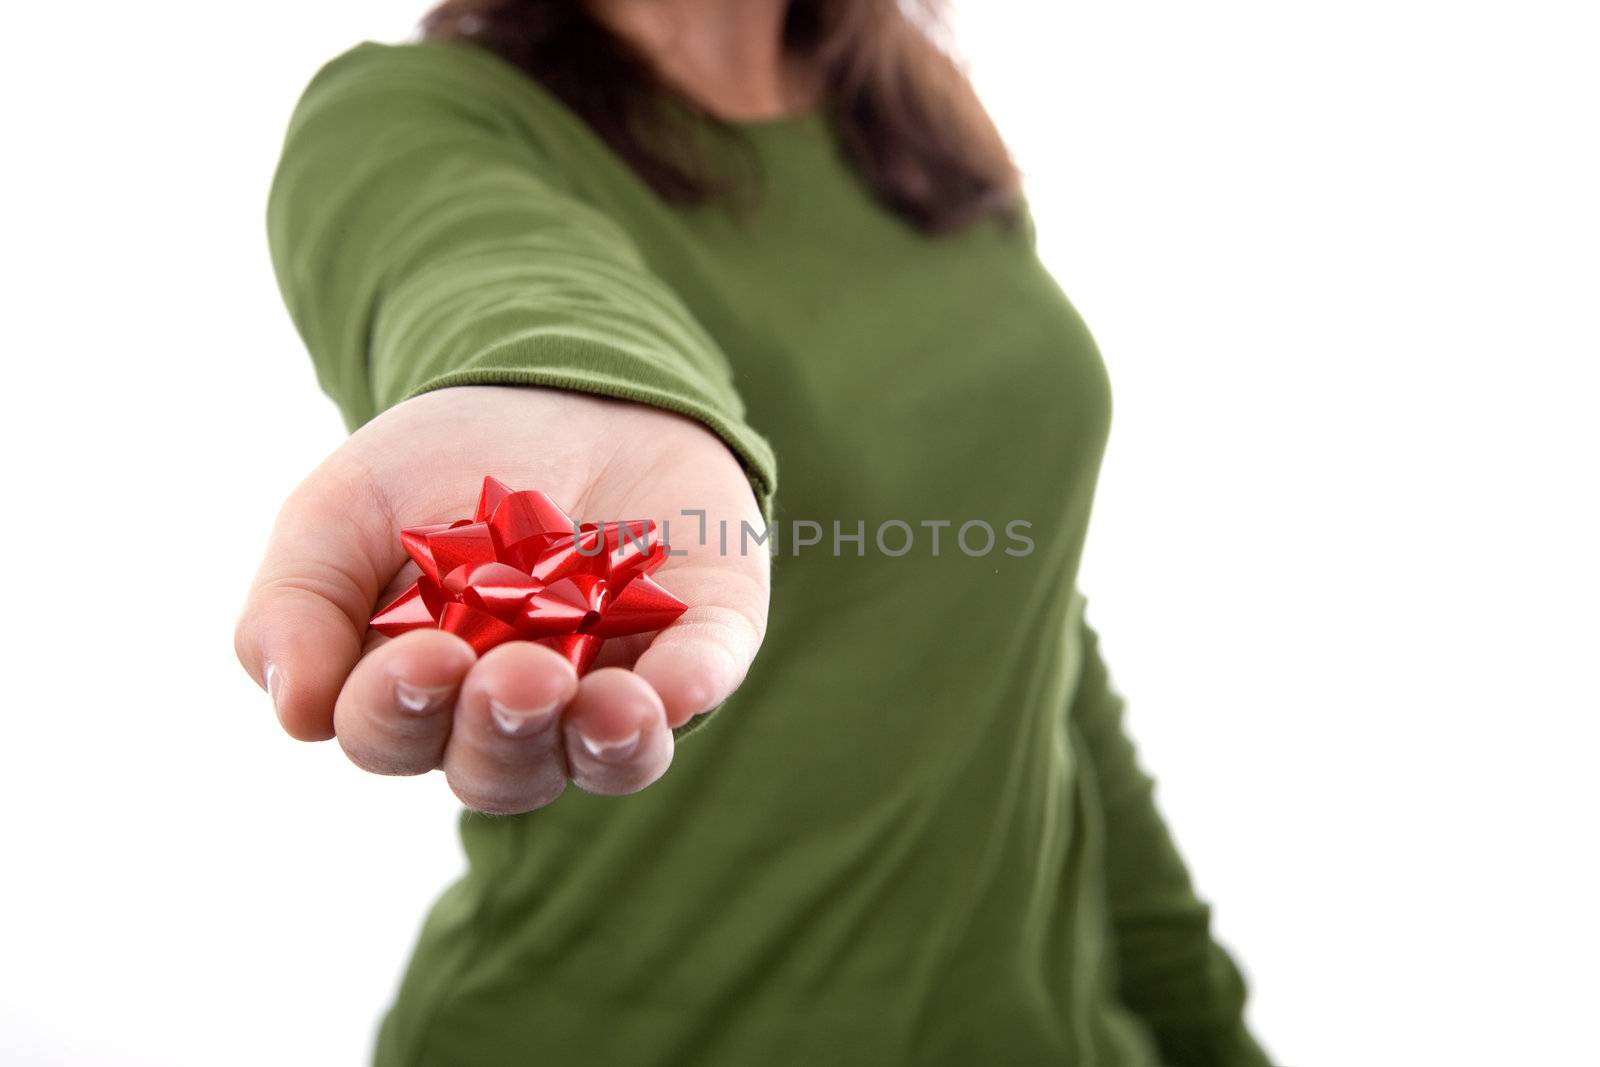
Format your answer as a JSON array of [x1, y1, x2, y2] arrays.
[[270, 39, 1270, 1067]]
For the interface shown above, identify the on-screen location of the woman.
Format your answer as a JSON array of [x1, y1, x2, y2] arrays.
[[237, 0, 1271, 1063]]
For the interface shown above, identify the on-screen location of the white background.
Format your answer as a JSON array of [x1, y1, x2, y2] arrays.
[[2, 2, 1595, 1064]]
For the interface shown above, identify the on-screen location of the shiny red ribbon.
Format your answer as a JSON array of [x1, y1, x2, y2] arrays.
[[370, 476, 687, 674]]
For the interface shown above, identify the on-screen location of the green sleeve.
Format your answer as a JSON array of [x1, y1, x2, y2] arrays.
[[266, 41, 776, 517], [1069, 611, 1273, 1067]]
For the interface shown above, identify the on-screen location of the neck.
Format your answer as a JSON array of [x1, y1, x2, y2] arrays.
[[589, 0, 818, 121]]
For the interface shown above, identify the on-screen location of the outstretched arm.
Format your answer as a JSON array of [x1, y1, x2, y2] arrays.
[[236, 41, 775, 812]]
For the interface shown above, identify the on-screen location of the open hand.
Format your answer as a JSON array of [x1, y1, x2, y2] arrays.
[[235, 386, 768, 813]]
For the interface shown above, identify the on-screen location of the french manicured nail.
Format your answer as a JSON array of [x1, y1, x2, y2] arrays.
[[395, 679, 454, 715], [489, 699, 561, 737], [578, 728, 642, 762], [265, 662, 283, 708]]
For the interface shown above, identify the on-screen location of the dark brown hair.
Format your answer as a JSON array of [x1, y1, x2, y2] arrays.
[[421, 0, 1021, 234]]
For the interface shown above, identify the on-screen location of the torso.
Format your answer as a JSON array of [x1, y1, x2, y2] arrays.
[[378, 43, 1157, 1066]]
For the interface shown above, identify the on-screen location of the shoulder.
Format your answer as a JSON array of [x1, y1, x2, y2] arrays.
[[291, 39, 599, 159], [305, 39, 525, 102]]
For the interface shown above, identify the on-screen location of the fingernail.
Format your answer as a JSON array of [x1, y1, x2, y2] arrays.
[[578, 728, 642, 762], [395, 679, 454, 716], [265, 662, 283, 708], [489, 699, 561, 737]]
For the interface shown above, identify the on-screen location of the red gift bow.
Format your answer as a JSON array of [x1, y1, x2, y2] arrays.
[[369, 476, 687, 674]]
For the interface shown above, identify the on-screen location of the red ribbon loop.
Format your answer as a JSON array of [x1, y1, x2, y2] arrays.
[[370, 477, 687, 674]]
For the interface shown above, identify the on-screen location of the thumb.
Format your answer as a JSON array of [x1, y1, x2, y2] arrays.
[[235, 463, 400, 741]]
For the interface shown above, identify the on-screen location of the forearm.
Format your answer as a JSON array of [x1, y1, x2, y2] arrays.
[[266, 41, 775, 515], [1070, 607, 1271, 1066]]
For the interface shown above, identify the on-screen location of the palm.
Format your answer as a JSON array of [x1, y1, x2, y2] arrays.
[[236, 386, 769, 812]]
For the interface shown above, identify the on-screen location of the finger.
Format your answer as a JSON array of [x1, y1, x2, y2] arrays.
[[333, 629, 475, 776], [441, 642, 580, 814], [235, 461, 401, 741], [632, 565, 767, 728], [563, 668, 673, 796]]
